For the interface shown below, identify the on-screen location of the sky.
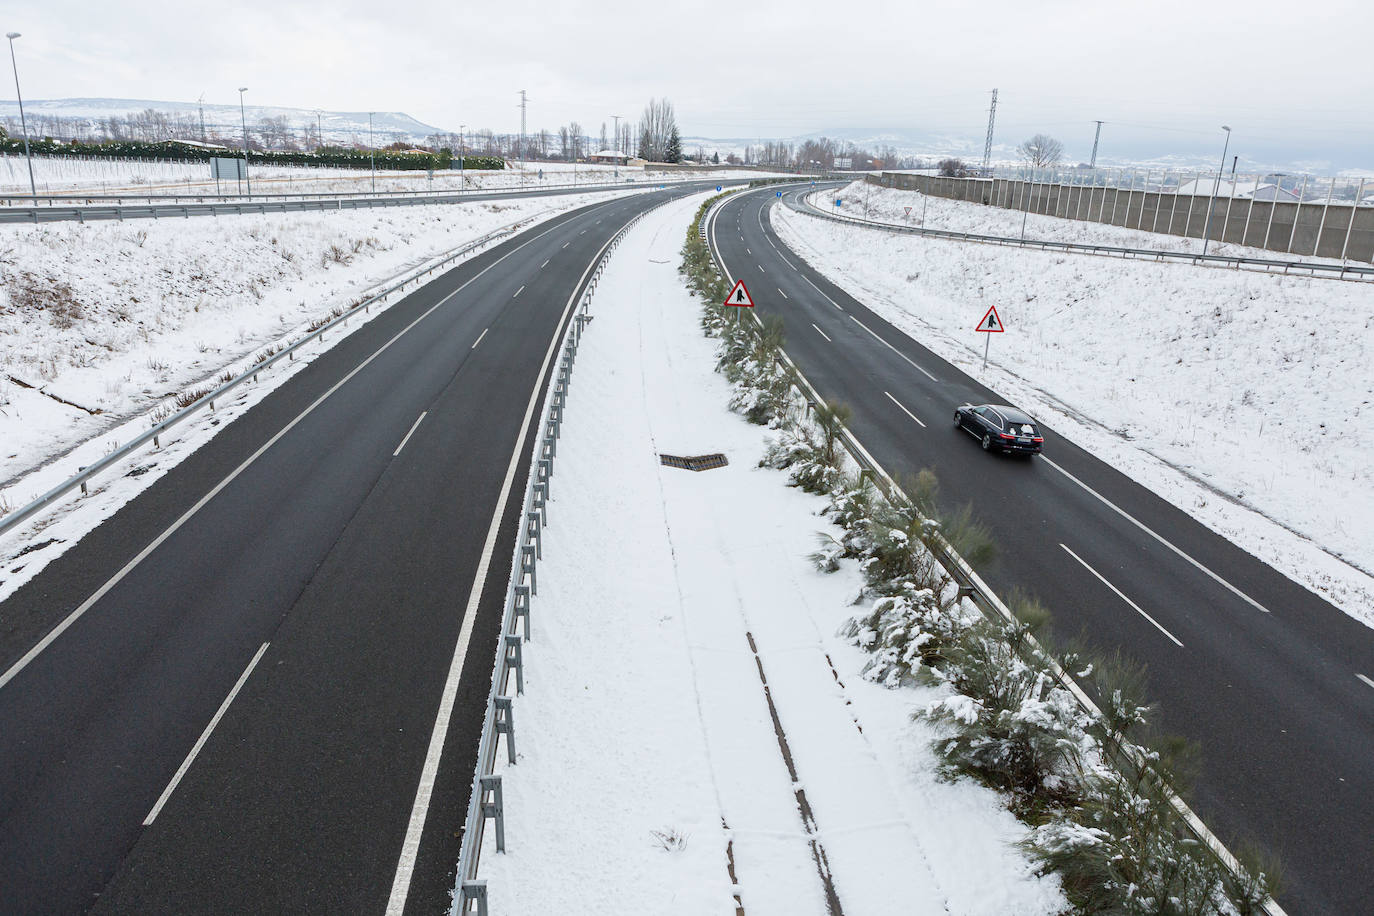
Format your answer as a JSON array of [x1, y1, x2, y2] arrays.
[[6, 0, 1374, 170]]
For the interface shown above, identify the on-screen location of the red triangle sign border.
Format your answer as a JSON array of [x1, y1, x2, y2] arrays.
[[724, 279, 755, 308], [975, 305, 1005, 333]]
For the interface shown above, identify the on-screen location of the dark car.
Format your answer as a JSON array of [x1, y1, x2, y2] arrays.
[[954, 403, 1044, 455]]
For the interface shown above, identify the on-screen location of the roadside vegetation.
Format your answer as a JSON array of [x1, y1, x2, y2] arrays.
[[680, 193, 1281, 916]]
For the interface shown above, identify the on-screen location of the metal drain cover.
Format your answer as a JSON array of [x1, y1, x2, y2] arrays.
[[659, 453, 729, 472]]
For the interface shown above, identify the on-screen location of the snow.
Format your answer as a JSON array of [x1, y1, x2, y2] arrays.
[[0, 186, 644, 602], [775, 182, 1374, 627], [475, 190, 1065, 914]]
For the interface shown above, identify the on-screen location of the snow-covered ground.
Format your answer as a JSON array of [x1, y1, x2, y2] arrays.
[[475, 191, 1065, 914], [0, 186, 644, 602], [774, 188, 1374, 627], [0, 154, 756, 198], [818, 179, 1368, 266]]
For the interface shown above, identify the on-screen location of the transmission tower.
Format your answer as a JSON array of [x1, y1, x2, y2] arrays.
[[982, 89, 998, 172], [1089, 120, 1104, 168]]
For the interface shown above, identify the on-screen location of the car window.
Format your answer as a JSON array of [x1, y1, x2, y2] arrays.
[[973, 407, 989, 418]]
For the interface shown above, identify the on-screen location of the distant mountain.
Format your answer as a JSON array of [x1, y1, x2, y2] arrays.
[[0, 98, 445, 145]]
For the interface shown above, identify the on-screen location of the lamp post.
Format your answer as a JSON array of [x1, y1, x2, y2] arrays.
[[1201, 125, 1231, 255], [237, 87, 252, 198], [611, 114, 622, 181], [368, 112, 376, 193], [459, 124, 465, 189], [5, 32, 36, 200]]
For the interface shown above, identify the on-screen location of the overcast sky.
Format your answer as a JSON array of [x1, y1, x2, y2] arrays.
[[8, 0, 1374, 169]]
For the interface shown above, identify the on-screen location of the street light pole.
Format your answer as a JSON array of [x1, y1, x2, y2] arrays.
[[238, 87, 252, 198], [1201, 125, 1231, 256], [5, 32, 36, 201], [611, 114, 621, 180], [369, 112, 376, 193], [458, 124, 465, 189]]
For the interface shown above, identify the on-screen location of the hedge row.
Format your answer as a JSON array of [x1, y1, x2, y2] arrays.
[[0, 137, 504, 172]]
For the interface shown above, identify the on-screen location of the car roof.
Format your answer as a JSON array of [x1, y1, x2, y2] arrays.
[[989, 404, 1034, 423]]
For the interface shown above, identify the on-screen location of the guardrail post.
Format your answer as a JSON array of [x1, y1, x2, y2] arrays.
[[537, 457, 551, 489], [479, 774, 506, 850], [504, 635, 525, 695], [532, 482, 548, 528], [525, 511, 542, 560], [514, 585, 532, 640], [520, 544, 538, 595], [457, 881, 488, 916], [493, 698, 516, 765]]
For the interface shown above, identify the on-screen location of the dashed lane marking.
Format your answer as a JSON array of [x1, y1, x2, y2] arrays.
[[1061, 543, 1184, 647], [883, 391, 926, 428]]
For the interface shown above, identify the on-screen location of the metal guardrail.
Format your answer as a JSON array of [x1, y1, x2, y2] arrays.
[[706, 187, 1289, 916], [791, 186, 1374, 282], [0, 177, 731, 224], [448, 195, 679, 915], [0, 214, 548, 542]]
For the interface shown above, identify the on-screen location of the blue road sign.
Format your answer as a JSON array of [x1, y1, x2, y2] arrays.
[[835, 199, 842, 207], [716, 185, 722, 191], [776, 191, 782, 197]]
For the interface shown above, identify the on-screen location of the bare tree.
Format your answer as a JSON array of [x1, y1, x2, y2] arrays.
[[557, 126, 571, 159], [636, 98, 677, 162], [1017, 134, 1064, 168], [938, 158, 970, 177], [568, 122, 584, 159]]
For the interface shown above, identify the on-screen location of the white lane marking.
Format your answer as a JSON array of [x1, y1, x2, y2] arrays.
[[540, 259, 549, 269], [513, 285, 524, 298], [580, 229, 586, 234], [778, 288, 788, 300], [393, 412, 428, 457], [757, 264, 765, 273], [884, 391, 926, 428], [1040, 455, 1273, 615], [144, 642, 269, 825], [562, 242, 569, 249], [747, 247, 752, 255], [0, 205, 595, 693], [803, 276, 844, 310], [384, 206, 633, 915], [471, 327, 489, 350], [811, 323, 831, 342], [848, 314, 939, 383], [1358, 674, 1374, 690], [1061, 543, 1184, 647]]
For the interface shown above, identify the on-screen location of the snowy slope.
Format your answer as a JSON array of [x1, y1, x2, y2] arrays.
[[774, 187, 1374, 627]]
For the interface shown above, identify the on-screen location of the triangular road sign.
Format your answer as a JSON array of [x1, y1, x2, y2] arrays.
[[724, 279, 755, 308], [904, 206, 912, 216], [975, 305, 1005, 333]]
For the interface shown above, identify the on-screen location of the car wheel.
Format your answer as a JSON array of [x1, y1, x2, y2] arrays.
[[953, 411, 962, 428], [981, 433, 992, 451]]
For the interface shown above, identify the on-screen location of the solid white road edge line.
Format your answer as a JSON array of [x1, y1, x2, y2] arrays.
[[0, 206, 603, 693], [471, 328, 489, 350], [144, 641, 269, 825], [383, 199, 638, 916], [884, 391, 927, 428], [812, 323, 831, 342], [1061, 543, 1184, 647], [393, 412, 428, 457], [848, 314, 940, 383], [1357, 673, 1374, 690], [1040, 455, 1273, 615]]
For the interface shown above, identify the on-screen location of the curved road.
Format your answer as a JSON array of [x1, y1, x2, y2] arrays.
[[0, 184, 720, 913], [710, 183, 1373, 914]]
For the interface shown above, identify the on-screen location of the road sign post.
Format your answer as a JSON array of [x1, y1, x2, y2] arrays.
[[724, 279, 754, 327], [975, 305, 1004, 372]]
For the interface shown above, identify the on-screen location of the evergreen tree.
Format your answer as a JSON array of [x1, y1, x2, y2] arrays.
[[665, 125, 682, 163]]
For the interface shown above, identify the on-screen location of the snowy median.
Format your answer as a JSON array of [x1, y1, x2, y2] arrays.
[[471, 190, 1064, 914], [776, 184, 1374, 628]]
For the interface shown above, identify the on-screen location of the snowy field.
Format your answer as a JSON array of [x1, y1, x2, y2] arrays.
[[774, 190, 1374, 627], [818, 179, 1367, 266], [0, 154, 753, 198], [0, 187, 644, 601], [475, 190, 1065, 914]]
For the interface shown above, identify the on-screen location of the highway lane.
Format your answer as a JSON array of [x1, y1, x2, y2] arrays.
[[711, 183, 1374, 913], [0, 185, 707, 913]]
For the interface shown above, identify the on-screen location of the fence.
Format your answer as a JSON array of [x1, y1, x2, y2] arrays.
[[876, 169, 1374, 262], [706, 184, 1287, 916], [449, 197, 673, 916]]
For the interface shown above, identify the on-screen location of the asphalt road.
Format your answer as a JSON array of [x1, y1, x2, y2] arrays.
[[711, 183, 1374, 914], [0, 183, 718, 914]]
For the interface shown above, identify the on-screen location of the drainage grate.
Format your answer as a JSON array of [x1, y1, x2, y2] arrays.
[[659, 453, 729, 472]]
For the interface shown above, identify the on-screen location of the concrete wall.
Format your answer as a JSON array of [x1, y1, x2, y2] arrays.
[[872, 172, 1374, 262]]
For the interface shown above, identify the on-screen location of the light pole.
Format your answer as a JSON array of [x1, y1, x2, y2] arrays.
[[368, 112, 376, 193], [1201, 125, 1231, 255], [459, 124, 465, 189], [237, 87, 252, 198], [315, 109, 323, 150], [611, 114, 622, 180], [5, 32, 36, 200]]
